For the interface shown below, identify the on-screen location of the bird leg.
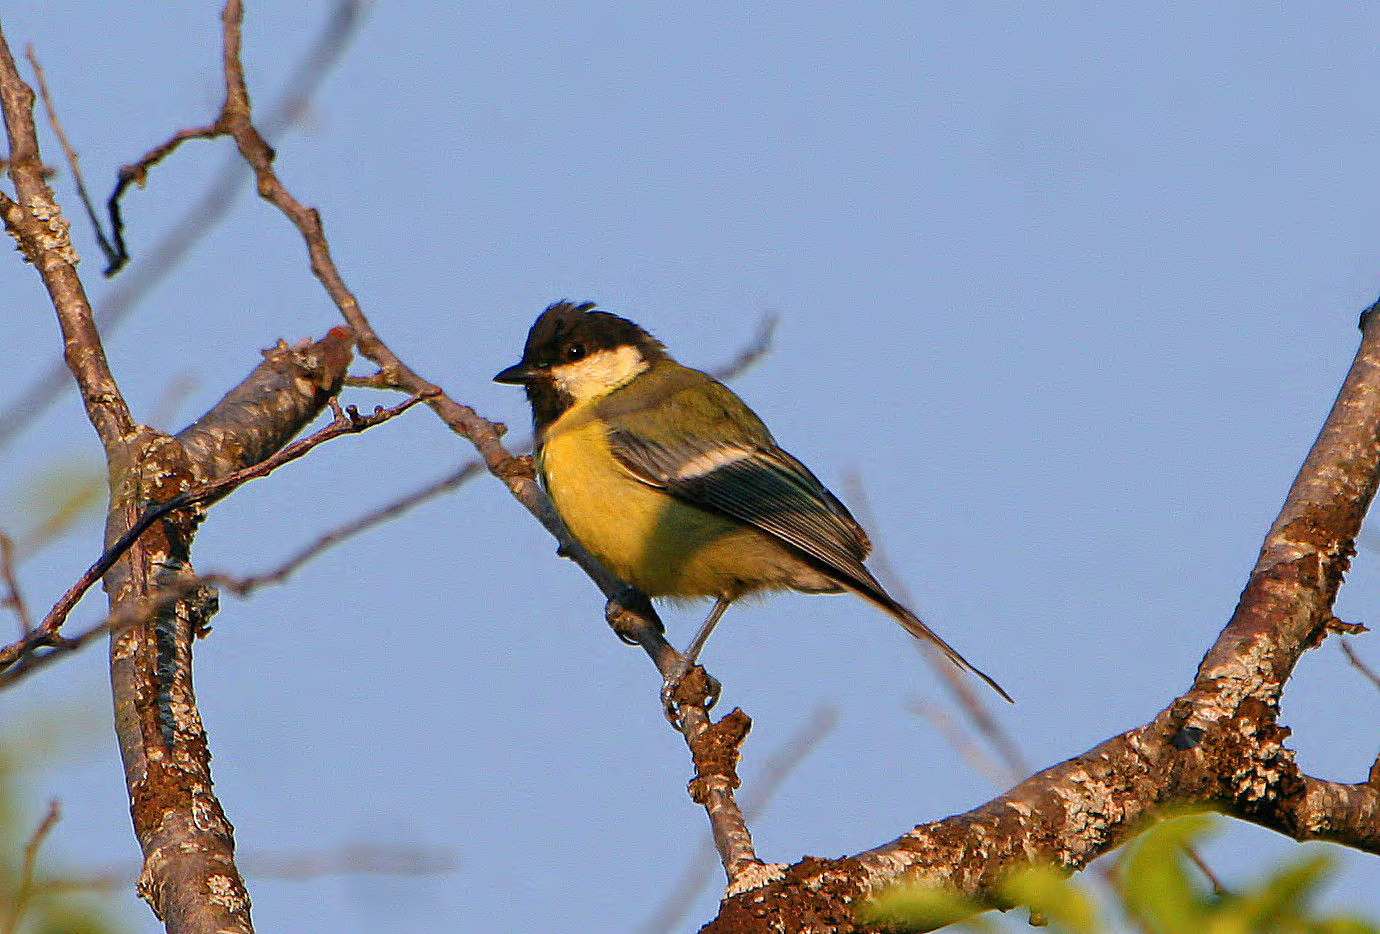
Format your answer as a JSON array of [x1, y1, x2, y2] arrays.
[[684, 595, 732, 666], [661, 596, 732, 727]]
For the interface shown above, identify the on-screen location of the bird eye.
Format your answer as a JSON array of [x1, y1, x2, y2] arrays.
[[565, 342, 586, 360]]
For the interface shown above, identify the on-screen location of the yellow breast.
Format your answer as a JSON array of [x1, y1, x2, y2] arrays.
[[538, 408, 790, 599]]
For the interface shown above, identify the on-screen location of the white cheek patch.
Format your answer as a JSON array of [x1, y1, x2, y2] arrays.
[[550, 346, 650, 403]]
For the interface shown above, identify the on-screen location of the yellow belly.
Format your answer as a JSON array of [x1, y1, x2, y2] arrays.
[[539, 413, 816, 599]]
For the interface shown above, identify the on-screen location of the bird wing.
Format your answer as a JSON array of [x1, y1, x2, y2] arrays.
[[605, 380, 1014, 704], [607, 427, 876, 584]]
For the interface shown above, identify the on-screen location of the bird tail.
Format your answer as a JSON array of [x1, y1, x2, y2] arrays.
[[851, 575, 1013, 704]]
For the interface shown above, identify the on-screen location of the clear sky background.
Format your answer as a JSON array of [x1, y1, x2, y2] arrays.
[[1, 3, 1377, 932]]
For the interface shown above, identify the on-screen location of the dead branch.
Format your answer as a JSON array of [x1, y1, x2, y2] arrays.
[[215, 457, 485, 595], [641, 705, 837, 934], [3, 24, 367, 925], [104, 1, 363, 277], [0, 28, 132, 451], [24, 45, 118, 270], [101, 327, 355, 934], [44, 842, 456, 895]]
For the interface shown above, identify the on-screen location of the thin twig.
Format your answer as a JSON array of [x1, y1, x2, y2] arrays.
[[0, 0, 363, 450], [910, 698, 1009, 787], [207, 0, 768, 883], [24, 45, 119, 270], [0, 391, 432, 673], [711, 314, 777, 382], [0, 610, 113, 689], [1183, 843, 1228, 898], [0, 21, 133, 451], [14, 466, 102, 555], [44, 842, 456, 894], [639, 705, 837, 934], [240, 843, 458, 882], [1, 800, 60, 934], [0, 532, 33, 636], [841, 471, 1029, 780], [105, 1, 363, 276], [215, 458, 484, 595], [1342, 638, 1380, 691], [105, 122, 222, 271]]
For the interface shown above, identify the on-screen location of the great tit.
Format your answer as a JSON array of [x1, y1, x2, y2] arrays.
[[495, 301, 1011, 703]]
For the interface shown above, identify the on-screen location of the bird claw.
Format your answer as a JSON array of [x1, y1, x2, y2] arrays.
[[661, 660, 721, 729], [605, 587, 663, 646]]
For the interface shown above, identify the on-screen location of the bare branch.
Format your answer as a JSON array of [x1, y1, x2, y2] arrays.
[[640, 706, 837, 934], [0, 21, 134, 449], [711, 313, 777, 382], [96, 322, 354, 932], [105, 121, 222, 270], [105, 1, 363, 277], [45, 842, 456, 894], [842, 471, 1029, 780], [910, 699, 1010, 787], [0, 0, 362, 450], [214, 457, 485, 595], [1182, 843, 1228, 898], [683, 698, 759, 878], [2, 382, 428, 675], [0, 595, 137, 689], [0, 532, 33, 636], [24, 45, 119, 270], [192, 0, 773, 885], [703, 300, 1380, 931], [1342, 638, 1380, 692], [174, 326, 357, 485]]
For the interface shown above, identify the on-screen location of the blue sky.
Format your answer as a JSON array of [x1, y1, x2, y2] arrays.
[[1, 3, 1377, 931]]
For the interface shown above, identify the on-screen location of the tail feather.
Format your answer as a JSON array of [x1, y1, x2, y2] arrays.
[[850, 574, 1013, 704]]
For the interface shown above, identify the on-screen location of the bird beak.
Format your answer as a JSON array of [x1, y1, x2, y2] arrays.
[[493, 362, 536, 384]]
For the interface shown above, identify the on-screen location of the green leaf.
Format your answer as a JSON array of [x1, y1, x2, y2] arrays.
[[999, 863, 1102, 934], [1119, 813, 1218, 934], [862, 882, 992, 932]]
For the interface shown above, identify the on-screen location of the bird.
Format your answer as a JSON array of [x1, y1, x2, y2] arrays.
[[494, 300, 1011, 705]]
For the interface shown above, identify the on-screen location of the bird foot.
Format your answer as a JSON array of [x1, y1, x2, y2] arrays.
[[605, 587, 663, 646], [661, 659, 721, 730]]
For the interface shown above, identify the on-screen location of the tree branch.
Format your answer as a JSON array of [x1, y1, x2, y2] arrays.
[[703, 301, 1380, 932], [0, 21, 133, 450], [5, 31, 364, 918], [7, 0, 757, 926], [25, 44, 120, 271], [0, 0, 362, 450], [0, 352, 438, 691], [100, 329, 355, 934], [0, 532, 33, 636], [197, 0, 771, 881]]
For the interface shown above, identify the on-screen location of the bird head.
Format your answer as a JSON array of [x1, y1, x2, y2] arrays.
[[495, 301, 666, 425]]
